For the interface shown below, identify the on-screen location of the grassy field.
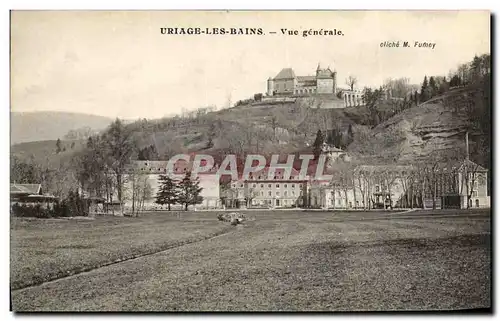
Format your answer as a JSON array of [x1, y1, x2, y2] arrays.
[[10, 212, 232, 290], [11, 209, 491, 311]]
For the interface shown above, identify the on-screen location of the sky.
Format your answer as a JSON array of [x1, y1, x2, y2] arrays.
[[10, 11, 490, 119]]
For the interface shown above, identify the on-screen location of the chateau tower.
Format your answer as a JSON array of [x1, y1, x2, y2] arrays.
[[267, 77, 274, 96]]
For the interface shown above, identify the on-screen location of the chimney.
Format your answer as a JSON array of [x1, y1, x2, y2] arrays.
[[465, 131, 470, 160]]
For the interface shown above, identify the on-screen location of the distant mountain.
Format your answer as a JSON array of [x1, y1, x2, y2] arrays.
[[11, 111, 113, 145]]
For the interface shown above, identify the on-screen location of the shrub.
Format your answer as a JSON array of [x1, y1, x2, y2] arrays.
[[217, 212, 247, 225], [11, 191, 89, 218]]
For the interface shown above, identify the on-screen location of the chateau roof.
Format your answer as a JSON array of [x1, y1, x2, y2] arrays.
[[274, 68, 296, 80], [297, 76, 316, 82], [316, 68, 335, 79]]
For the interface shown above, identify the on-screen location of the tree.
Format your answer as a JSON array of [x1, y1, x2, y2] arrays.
[[140, 180, 153, 213], [345, 75, 358, 91], [155, 174, 178, 211], [125, 169, 150, 216], [362, 87, 384, 127], [460, 159, 481, 209], [413, 90, 419, 105], [420, 76, 431, 102], [346, 124, 354, 146], [383, 77, 413, 99], [438, 76, 450, 94], [245, 188, 259, 208], [10, 156, 39, 183], [73, 135, 108, 200], [56, 138, 62, 154], [312, 129, 325, 160], [429, 76, 438, 98], [206, 122, 216, 149], [331, 163, 355, 209], [138, 144, 158, 161], [449, 75, 461, 87], [271, 116, 277, 141], [177, 172, 203, 211], [102, 119, 134, 206]]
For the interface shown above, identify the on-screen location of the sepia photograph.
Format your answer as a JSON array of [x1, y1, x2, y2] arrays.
[[9, 10, 491, 312]]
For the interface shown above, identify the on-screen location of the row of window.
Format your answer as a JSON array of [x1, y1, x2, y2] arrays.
[[233, 183, 303, 189], [248, 175, 302, 180], [259, 190, 302, 197], [252, 199, 302, 206]]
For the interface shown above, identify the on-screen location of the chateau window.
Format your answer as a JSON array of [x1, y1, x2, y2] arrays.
[[299, 184, 303, 188], [232, 183, 236, 188], [375, 186, 380, 192], [276, 191, 280, 196], [284, 184, 288, 188], [260, 184, 264, 188], [284, 191, 288, 197], [268, 184, 272, 188], [292, 184, 295, 188], [268, 191, 272, 196], [276, 184, 280, 188], [261, 191, 264, 196], [240, 184, 244, 188], [292, 191, 295, 196]]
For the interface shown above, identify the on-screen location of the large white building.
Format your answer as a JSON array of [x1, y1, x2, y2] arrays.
[[222, 167, 308, 208], [309, 160, 490, 210], [121, 159, 221, 211]]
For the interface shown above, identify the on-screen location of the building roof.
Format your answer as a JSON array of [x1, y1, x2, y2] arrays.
[[297, 76, 316, 82], [10, 183, 42, 195], [274, 68, 296, 80], [316, 68, 335, 79]]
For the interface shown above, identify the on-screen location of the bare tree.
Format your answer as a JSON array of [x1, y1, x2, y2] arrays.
[[345, 75, 358, 91], [460, 160, 481, 209], [245, 188, 259, 208]]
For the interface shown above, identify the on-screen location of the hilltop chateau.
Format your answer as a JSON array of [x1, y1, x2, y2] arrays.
[[266, 64, 364, 108], [267, 64, 338, 96]]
